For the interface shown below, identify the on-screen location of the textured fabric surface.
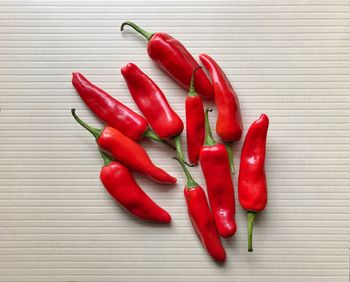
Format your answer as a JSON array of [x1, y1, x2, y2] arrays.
[[0, 1, 349, 281]]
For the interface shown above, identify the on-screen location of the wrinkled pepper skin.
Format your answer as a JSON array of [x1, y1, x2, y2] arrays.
[[199, 109, 237, 238], [121, 63, 184, 140], [186, 96, 205, 164], [71, 109, 176, 185], [185, 67, 205, 165], [185, 187, 226, 262], [72, 72, 148, 141], [199, 144, 236, 238], [238, 114, 269, 212], [238, 114, 269, 252], [121, 21, 214, 100], [174, 157, 226, 262], [199, 54, 243, 142], [100, 158, 171, 223]]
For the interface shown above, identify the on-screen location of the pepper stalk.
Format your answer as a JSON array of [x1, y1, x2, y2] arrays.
[[247, 211, 256, 252], [121, 21, 154, 41], [71, 109, 102, 140], [173, 157, 198, 189]]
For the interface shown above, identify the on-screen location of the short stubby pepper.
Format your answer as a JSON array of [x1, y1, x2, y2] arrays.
[[72, 72, 170, 147], [199, 54, 243, 173], [99, 150, 171, 223], [238, 114, 269, 252], [121, 63, 191, 166], [185, 67, 205, 165], [120, 21, 214, 100], [71, 109, 176, 185], [199, 109, 237, 238], [174, 157, 226, 262]]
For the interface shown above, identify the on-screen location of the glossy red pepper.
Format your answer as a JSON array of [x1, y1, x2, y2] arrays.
[[71, 109, 176, 184], [238, 114, 269, 252], [120, 21, 214, 100], [72, 72, 171, 147], [185, 67, 205, 165], [99, 150, 171, 223], [199, 109, 237, 238], [174, 157, 226, 262], [121, 63, 190, 165], [200, 54, 243, 173]]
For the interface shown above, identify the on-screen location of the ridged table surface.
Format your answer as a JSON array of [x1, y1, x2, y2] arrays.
[[0, 0, 349, 281]]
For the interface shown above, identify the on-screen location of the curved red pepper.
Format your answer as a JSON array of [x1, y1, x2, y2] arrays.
[[120, 21, 213, 100], [199, 54, 243, 141], [174, 157, 226, 262], [99, 150, 171, 223], [121, 63, 190, 165], [238, 114, 269, 252], [186, 67, 205, 165], [199, 109, 237, 238], [71, 109, 176, 185]]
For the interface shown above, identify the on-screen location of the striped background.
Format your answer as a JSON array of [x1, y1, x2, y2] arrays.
[[0, 0, 349, 281]]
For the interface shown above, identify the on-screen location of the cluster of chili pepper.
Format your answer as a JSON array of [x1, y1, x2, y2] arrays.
[[71, 21, 270, 261]]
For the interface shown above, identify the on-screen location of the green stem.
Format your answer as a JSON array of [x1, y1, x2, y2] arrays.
[[174, 135, 194, 167], [188, 66, 201, 97], [120, 21, 154, 41], [71, 109, 102, 140], [225, 142, 236, 175], [204, 108, 216, 146], [173, 157, 198, 188], [248, 211, 256, 252], [99, 149, 112, 166], [144, 129, 176, 149]]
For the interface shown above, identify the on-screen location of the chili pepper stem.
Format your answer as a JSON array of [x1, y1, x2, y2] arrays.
[[71, 109, 102, 140], [204, 108, 216, 146], [188, 66, 201, 97], [99, 149, 113, 166], [144, 129, 176, 150], [225, 143, 236, 175], [174, 135, 194, 167], [173, 157, 198, 188], [120, 21, 154, 41], [247, 211, 256, 252]]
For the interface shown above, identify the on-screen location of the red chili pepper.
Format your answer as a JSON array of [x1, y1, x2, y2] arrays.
[[71, 109, 176, 184], [199, 54, 243, 173], [185, 67, 205, 165], [120, 21, 214, 100], [99, 150, 171, 223], [199, 109, 237, 238], [238, 114, 269, 252], [174, 157, 226, 262], [121, 63, 190, 166], [72, 72, 173, 148]]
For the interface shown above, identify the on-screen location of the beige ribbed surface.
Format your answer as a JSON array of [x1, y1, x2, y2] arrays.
[[0, 1, 349, 281]]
